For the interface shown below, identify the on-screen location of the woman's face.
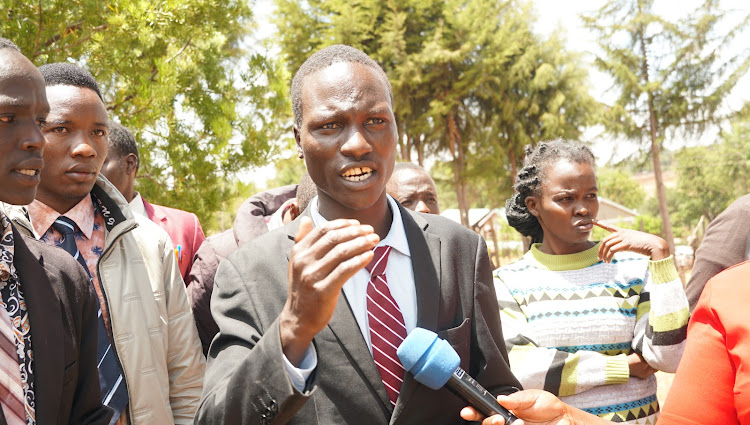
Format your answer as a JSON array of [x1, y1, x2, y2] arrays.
[[525, 159, 599, 255]]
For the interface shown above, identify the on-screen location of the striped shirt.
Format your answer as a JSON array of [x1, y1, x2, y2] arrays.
[[494, 243, 689, 425]]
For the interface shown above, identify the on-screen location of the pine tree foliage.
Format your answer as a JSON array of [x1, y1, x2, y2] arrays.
[[274, 0, 596, 226], [582, 0, 750, 252]]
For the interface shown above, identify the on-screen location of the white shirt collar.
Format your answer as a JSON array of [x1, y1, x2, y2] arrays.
[[309, 194, 410, 257], [129, 192, 147, 217]]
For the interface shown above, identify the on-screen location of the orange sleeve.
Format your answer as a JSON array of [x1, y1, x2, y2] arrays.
[[659, 278, 739, 425]]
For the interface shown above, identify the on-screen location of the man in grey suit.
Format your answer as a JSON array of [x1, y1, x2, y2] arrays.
[[196, 45, 520, 425]]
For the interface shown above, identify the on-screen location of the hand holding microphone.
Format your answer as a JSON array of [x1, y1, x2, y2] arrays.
[[397, 328, 518, 424]]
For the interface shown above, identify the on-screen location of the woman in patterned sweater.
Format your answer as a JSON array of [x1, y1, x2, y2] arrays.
[[494, 140, 689, 425]]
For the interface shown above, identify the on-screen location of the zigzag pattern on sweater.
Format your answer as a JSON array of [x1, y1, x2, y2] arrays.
[[526, 306, 638, 322], [553, 342, 632, 354], [586, 396, 659, 424], [508, 279, 644, 305]]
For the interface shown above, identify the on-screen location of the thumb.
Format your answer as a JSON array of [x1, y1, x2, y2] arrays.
[[497, 393, 533, 412], [294, 216, 314, 243], [497, 389, 553, 412]]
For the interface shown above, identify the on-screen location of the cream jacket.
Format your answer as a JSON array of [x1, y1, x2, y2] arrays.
[[3, 176, 205, 425]]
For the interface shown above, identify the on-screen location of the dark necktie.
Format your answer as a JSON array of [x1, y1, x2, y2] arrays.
[[51, 216, 128, 424], [365, 245, 406, 408]]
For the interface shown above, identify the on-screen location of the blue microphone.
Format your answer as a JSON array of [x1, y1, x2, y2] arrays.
[[397, 328, 518, 424]]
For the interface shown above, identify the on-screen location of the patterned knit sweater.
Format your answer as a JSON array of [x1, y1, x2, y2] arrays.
[[494, 243, 689, 424]]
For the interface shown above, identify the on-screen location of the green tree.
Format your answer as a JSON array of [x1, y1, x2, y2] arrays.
[[268, 155, 308, 188], [274, 0, 595, 226], [596, 168, 647, 210], [672, 117, 750, 228], [582, 0, 750, 254], [471, 27, 597, 209], [2, 0, 291, 227]]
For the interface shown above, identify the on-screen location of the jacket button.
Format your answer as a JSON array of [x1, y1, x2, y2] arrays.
[[260, 414, 268, 425], [269, 399, 278, 414]]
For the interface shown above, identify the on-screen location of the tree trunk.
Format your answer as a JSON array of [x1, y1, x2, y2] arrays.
[[448, 114, 470, 228], [639, 9, 675, 255], [649, 131, 675, 254], [416, 134, 425, 167], [400, 132, 412, 162], [490, 222, 500, 269]]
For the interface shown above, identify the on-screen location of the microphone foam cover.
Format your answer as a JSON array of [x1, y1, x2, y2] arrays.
[[396, 328, 460, 390]]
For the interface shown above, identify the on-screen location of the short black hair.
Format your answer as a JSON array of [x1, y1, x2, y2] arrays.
[[295, 172, 317, 214], [291, 44, 392, 129], [506, 139, 596, 245], [0, 37, 21, 52], [38, 62, 103, 101], [108, 120, 139, 170]]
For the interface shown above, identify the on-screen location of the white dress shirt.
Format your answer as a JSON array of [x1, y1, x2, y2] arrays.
[[283, 195, 418, 390]]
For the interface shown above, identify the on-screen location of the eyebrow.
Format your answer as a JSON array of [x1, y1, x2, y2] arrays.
[[43, 119, 108, 128], [44, 118, 72, 126], [0, 97, 25, 108], [368, 106, 391, 115]]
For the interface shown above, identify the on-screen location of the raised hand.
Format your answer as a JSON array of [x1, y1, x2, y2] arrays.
[[279, 217, 379, 365], [593, 220, 670, 263]]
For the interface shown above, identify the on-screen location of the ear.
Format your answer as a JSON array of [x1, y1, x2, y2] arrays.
[[293, 126, 304, 159], [124, 153, 139, 176], [524, 196, 540, 217]]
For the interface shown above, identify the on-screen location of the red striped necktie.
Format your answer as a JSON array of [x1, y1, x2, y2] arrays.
[[365, 245, 407, 407]]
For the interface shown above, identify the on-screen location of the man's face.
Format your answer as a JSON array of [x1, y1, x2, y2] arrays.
[[389, 168, 440, 214], [37, 85, 108, 212], [0, 50, 48, 205], [295, 62, 397, 217]]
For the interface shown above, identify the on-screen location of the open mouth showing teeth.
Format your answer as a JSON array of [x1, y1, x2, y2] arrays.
[[16, 169, 37, 176], [341, 166, 373, 182]]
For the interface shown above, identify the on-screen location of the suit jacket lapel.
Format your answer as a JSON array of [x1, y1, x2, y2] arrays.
[[142, 199, 167, 224], [13, 228, 63, 425], [284, 212, 392, 416], [391, 206, 442, 424]]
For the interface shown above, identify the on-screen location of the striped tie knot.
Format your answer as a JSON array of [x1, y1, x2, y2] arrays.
[[52, 216, 77, 236], [366, 245, 391, 277]]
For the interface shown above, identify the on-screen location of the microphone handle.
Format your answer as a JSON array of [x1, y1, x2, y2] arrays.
[[446, 367, 518, 424]]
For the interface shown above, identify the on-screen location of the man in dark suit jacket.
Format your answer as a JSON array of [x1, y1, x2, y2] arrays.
[[0, 37, 111, 424], [189, 176, 317, 355], [9, 228, 112, 424], [685, 194, 750, 311], [196, 45, 520, 424]]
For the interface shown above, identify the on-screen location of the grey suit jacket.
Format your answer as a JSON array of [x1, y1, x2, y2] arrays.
[[196, 205, 521, 425]]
